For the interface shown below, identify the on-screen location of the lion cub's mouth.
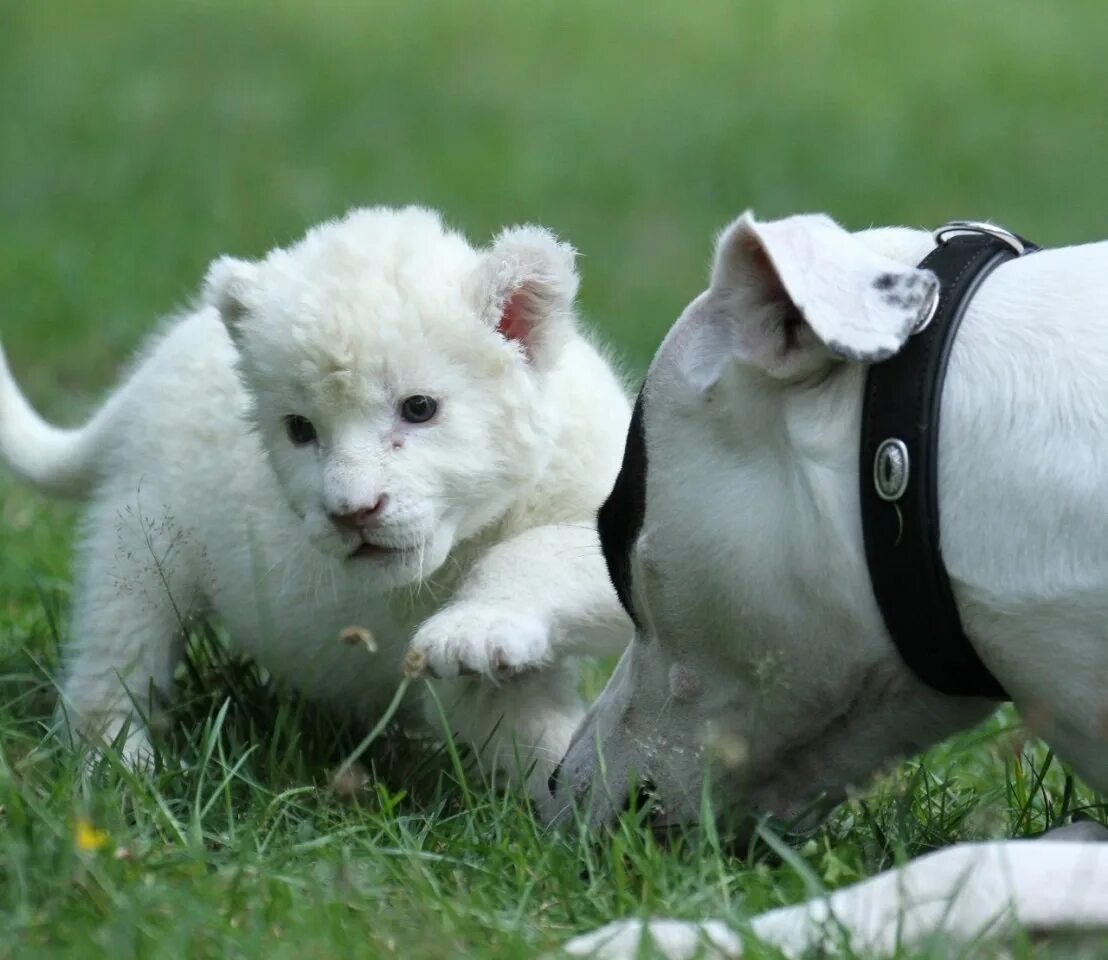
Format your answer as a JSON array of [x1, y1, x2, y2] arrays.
[[348, 539, 413, 560]]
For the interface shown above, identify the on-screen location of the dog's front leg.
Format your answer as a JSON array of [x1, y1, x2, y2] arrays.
[[749, 839, 1108, 955], [408, 522, 630, 681], [560, 839, 1108, 959]]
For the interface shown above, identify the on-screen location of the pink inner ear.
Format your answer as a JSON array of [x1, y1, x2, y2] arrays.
[[496, 291, 531, 355]]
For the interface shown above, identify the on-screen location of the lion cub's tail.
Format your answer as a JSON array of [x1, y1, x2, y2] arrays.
[[0, 342, 105, 498]]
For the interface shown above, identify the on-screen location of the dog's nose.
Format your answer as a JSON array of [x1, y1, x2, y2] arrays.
[[329, 495, 387, 530], [547, 757, 564, 797]]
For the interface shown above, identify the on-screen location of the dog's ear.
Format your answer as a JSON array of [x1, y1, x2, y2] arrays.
[[473, 225, 580, 371], [693, 211, 938, 382], [203, 256, 259, 343]]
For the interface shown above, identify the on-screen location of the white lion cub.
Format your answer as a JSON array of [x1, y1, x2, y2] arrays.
[[0, 206, 631, 799]]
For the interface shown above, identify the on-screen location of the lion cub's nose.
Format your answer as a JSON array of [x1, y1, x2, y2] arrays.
[[329, 495, 388, 531]]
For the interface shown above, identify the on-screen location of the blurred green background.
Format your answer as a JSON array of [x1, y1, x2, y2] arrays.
[[4, 0, 1106, 386]]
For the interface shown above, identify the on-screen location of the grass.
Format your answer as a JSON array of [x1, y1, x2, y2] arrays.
[[2, 1, 1107, 956]]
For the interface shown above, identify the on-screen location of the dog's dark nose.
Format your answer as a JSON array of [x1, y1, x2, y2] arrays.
[[329, 495, 387, 530], [547, 757, 565, 797]]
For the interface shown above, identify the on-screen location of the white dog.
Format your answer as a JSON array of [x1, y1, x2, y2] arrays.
[[0, 206, 631, 802], [551, 212, 1108, 954]]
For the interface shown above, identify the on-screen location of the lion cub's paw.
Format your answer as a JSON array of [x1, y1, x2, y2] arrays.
[[73, 718, 157, 776], [409, 603, 552, 679]]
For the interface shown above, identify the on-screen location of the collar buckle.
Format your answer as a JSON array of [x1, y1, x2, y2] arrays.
[[933, 220, 1025, 256]]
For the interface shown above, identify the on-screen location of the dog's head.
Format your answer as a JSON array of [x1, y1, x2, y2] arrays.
[[204, 206, 579, 589], [552, 212, 991, 832]]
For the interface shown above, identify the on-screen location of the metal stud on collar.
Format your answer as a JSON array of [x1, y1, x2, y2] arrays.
[[911, 282, 941, 335], [873, 438, 909, 502], [933, 220, 1025, 256]]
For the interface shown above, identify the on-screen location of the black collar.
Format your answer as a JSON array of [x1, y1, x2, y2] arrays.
[[860, 222, 1037, 700]]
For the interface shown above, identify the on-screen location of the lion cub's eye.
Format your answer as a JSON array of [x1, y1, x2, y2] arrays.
[[399, 395, 438, 424], [284, 415, 318, 445]]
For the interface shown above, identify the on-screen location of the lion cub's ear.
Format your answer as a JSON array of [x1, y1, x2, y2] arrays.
[[472, 225, 580, 371], [203, 256, 259, 344]]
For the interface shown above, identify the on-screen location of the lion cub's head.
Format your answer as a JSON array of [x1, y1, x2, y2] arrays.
[[203, 206, 579, 588]]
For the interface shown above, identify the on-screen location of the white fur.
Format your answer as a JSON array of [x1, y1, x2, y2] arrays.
[[552, 212, 1108, 951], [0, 206, 631, 805], [562, 838, 1108, 958]]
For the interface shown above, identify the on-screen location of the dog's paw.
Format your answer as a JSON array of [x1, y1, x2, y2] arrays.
[[409, 603, 552, 679], [560, 919, 742, 959]]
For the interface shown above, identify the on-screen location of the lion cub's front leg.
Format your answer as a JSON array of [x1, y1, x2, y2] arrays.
[[408, 523, 630, 808], [408, 522, 630, 680]]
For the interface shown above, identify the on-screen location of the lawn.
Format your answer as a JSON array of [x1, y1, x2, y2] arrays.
[[2, 1, 1107, 956]]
